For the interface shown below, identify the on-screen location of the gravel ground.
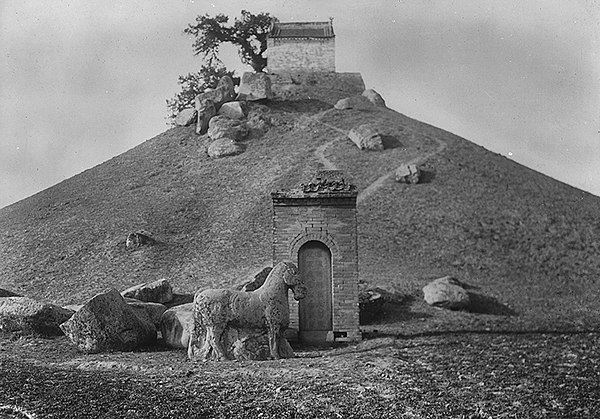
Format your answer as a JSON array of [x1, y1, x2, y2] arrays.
[[1, 332, 598, 418]]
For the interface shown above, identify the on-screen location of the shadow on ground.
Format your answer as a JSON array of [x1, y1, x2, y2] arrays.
[[417, 169, 436, 184], [360, 293, 431, 325], [467, 292, 517, 316], [381, 135, 402, 149]]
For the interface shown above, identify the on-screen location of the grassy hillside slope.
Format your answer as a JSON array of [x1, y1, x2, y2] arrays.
[[1, 79, 599, 334]]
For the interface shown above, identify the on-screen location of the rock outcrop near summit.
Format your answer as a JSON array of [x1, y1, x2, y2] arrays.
[[207, 116, 249, 142], [236, 72, 273, 101]]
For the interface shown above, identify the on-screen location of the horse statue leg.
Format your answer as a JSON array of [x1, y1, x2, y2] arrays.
[[267, 325, 295, 359], [187, 311, 207, 360], [205, 324, 229, 360], [267, 324, 281, 360], [187, 319, 199, 360], [277, 334, 295, 358], [188, 322, 229, 361]]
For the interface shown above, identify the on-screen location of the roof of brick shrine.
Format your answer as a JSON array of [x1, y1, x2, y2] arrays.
[[269, 21, 335, 39], [272, 170, 357, 201]]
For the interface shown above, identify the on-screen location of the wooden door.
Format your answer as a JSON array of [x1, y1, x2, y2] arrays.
[[298, 241, 332, 336]]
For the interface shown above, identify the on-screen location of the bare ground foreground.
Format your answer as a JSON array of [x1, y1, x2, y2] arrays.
[[0, 332, 599, 418], [1, 77, 600, 417]]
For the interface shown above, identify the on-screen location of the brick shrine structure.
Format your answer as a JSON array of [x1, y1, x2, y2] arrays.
[[266, 20, 336, 73], [271, 170, 360, 344]]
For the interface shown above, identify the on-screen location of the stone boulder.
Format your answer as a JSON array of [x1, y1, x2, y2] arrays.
[[247, 105, 272, 134], [423, 277, 470, 310], [218, 101, 247, 120], [239, 267, 273, 292], [121, 278, 173, 304], [174, 108, 198, 126], [218, 75, 236, 96], [194, 81, 235, 112], [126, 230, 156, 248], [0, 288, 21, 297], [334, 95, 372, 110], [207, 115, 249, 141], [60, 288, 156, 353], [348, 124, 384, 151], [125, 298, 167, 328], [395, 164, 421, 184], [236, 72, 273, 101], [0, 297, 73, 335], [195, 99, 217, 135], [362, 89, 386, 107], [207, 138, 244, 158], [160, 303, 194, 349]]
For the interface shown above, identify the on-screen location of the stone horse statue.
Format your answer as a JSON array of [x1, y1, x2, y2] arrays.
[[188, 261, 306, 361]]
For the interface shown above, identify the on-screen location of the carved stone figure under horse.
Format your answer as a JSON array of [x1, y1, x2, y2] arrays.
[[188, 261, 306, 361]]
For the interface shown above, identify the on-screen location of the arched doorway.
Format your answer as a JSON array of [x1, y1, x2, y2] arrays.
[[298, 241, 332, 342]]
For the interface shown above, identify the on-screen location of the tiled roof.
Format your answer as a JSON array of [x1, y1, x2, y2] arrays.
[[269, 21, 335, 39]]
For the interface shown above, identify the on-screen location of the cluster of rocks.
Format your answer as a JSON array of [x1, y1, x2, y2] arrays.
[[174, 72, 274, 159], [61, 280, 197, 353], [0, 279, 195, 354], [334, 88, 426, 184], [1, 272, 499, 353], [206, 116, 248, 158], [335, 89, 386, 152], [0, 265, 282, 354]]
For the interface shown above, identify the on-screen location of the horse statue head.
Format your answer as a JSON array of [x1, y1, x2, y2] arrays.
[[274, 260, 306, 301]]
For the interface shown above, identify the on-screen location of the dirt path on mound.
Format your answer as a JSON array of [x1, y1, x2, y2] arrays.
[[298, 110, 345, 172], [303, 109, 448, 203], [314, 139, 339, 170], [357, 136, 447, 204]]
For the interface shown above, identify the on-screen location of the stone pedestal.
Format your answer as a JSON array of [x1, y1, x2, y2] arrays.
[[188, 327, 294, 361]]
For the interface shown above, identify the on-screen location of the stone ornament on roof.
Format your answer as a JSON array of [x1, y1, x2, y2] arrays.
[[272, 170, 357, 200], [300, 170, 355, 193]]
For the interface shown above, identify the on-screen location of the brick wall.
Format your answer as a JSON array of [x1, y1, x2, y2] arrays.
[[272, 194, 360, 342], [267, 38, 335, 73]]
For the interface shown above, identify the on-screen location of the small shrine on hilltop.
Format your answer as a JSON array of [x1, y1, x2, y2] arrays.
[[271, 170, 360, 344], [266, 19, 336, 73]]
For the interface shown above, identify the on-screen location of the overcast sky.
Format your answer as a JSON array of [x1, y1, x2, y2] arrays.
[[1, 0, 599, 209]]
